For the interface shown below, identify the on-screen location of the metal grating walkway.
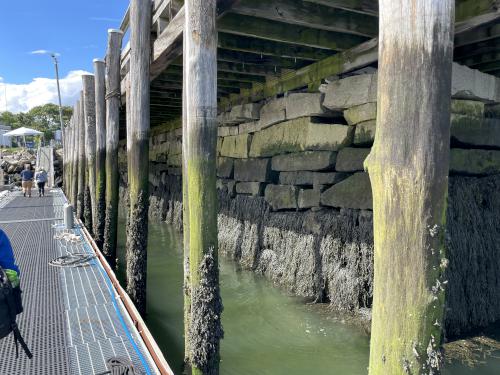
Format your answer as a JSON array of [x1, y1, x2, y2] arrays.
[[0, 190, 158, 375]]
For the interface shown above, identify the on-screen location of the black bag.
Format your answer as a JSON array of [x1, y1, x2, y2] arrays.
[[0, 267, 32, 358]]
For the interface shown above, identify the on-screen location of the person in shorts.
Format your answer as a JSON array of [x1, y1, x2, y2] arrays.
[[34, 168, 48, 197], [20, 164, 34, 198]]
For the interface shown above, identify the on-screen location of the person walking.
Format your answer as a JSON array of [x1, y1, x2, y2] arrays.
[[20, 164, 34, 198], [34, 168, 48, 197]]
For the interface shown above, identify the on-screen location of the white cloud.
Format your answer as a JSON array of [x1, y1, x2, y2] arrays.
[[1, 70, 91, 113], [89, 17, 121, 22], [29, 50, 60, 57]]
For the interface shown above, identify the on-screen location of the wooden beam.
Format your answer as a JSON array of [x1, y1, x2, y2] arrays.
[[218, 32, 334, 61], [455, 0, 500, 23], [220, 37, 378, 109], [120, 5, 130, 32], [302, 0, 377, 16], [472, 60, 500, 72], [231, 0, 378, 38], [103, 29, 124, 270], [460, 51, 500, 67], [151, 1, 240, 81], [454, 37, 500, 60], [126, 0, 151, 317], [217, 60, 283, 76], [455, 22, 500, 47], [218, 13, 367, 51], [217, 49, 311, 69], [152, 6, 184, 79]]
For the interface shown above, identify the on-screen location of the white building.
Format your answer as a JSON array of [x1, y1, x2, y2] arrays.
[[0, 124, 12, 147]]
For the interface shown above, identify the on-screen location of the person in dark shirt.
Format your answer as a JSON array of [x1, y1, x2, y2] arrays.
[[0, 229, 20, 287], [20, 164, 34, 198]]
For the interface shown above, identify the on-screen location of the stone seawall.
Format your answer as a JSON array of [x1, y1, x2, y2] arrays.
[[118, 69, 500, 337]]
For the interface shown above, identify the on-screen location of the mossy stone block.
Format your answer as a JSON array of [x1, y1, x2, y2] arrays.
[[217, 157, 234, 178], [323, 73, 378, 110], [220, 134, 252, 158], [272, 151, 337, 172], [344, 102, 377, 125], [353, 120, 376, 146], [451, 115, 500, 148], [321, 172, 372, 209], [234, 158, 272, 182], [335, 148, 371, 172], [451, 99, 485, 117], [298, 188, 320, 209], [249, 117, 353, 157], [450, 149, 500, 175], [264, 184, 298, 211], [285, 93, 328, 120], [236, 181, 265, 196]]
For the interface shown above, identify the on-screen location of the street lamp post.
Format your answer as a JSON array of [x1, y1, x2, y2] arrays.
[[51, 54, 64, 146]]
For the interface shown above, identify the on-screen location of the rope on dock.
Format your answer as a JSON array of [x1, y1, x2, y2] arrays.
[[48, 254, 96, 268]]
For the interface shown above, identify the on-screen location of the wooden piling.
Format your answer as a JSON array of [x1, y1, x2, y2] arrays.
[[182, 30, 191, 369], [94, 59, 107, 249], [71, 104, 79, 208], [77, 94, 86, 222], [365, 1, 454, 374], [82, 74, 96, 235], [63, 122, 70, 197], [184, 1, 223, 374], [67, 121, 73, 203], [126, 0, 151, 315], [103, 29, 124, 269]]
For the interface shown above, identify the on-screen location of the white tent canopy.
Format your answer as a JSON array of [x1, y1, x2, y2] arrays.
[[3, 127, 43, 137]]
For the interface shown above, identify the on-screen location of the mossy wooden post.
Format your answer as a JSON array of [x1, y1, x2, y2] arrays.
[[182, 32, 191, 370], [82, 74, 96, 235], [365, 1, 454, 374], [77, 94, 86, 222], [94, 58, 106, 249], [67, 120, 73, 203], [64, 122, 70, 197], [71, 105, 79, 209], [126, 0, 151, 316], [103, 29, 124, 269], [185, 1, 223, 374]]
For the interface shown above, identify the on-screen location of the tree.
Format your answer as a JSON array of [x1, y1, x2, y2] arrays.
[[0, 104, 73, 141], [366, 1, 454, 374]]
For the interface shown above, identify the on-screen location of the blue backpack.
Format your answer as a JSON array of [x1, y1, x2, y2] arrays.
[[0, 266, 32, 358]]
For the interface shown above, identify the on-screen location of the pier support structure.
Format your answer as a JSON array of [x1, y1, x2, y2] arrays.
[[71, 107, 79, 208], [77, 94, 86, 222], [103, 29, 124, 269], [94, 59, 107, 249], [184, 1, 223, 374], [82, 74, 96, 235], [126, 0, 151, 315], [366, 1, 454, 374]]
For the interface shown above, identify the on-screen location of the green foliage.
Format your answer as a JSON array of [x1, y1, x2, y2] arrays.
[[0, 103, 73, 140]]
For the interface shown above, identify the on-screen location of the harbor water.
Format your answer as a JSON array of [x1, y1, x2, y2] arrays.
[[116, 219, 500, 375]]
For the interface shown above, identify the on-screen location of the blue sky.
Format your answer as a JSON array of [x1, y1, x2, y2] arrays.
[[0, 0, 129, 112]]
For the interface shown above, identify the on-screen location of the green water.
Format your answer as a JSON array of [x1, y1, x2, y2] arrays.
[[116, 220, 500, 375]]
